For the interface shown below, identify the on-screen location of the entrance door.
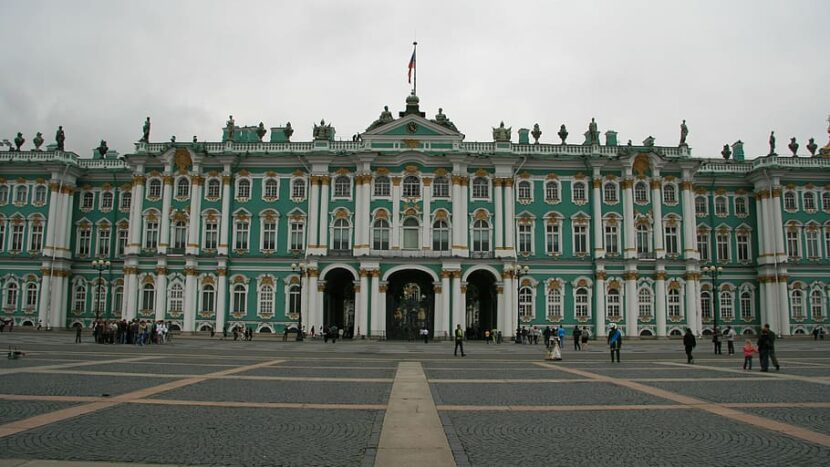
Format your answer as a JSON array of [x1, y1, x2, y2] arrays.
[[323, 268, 355, 337], [465, 269, 498, 339], [386, 270, 435, 340]]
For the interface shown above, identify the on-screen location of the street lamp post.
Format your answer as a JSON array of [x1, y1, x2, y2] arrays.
[[702, 265, 723, 335], [505, 263, 530, 343], [290, 262, 306, 341], [91, 260, 111, 323]]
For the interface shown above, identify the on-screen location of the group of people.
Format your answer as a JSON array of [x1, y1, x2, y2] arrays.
[[79, 319, 172, 345], [683, 323, 781, 372]]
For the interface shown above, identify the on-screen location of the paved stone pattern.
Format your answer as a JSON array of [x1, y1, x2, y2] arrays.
[[0, 401, 79, 425], [0, 404, 382, 466], [640, 380, 830, 403], [431, 381, 672, 406], [0, 374, 171, 397], [742, 408, 830, 436], [82, 363, 228, 375], [585, 367, 756, 379], [237, 367, 396, 379], [425, 368, 586, 380], [442, 410, 830, 466], [154, 379, 393, 404], [281, 360, 397, 368]]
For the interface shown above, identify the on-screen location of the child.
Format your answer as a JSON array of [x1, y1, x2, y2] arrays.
[[742, 339, 757, 370]]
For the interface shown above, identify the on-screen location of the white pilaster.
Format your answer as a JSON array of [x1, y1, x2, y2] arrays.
[[218, 172, 231, 255], [777, 275, 790, 335], [595, 272, 607, 337], [378, 281, 387, 336], [392, 176, 401, 250], [37, 267, 52, 325], [154, 261, 167, 322], [127, 171, 145, 255], [685, 273, 699, 336], [357, 268, 369, 337], [651, 176, 665, 258], [451, 176, 462, 255], [215, 263, 228, 333], [681, 178, 697, 260], [183, 265, 197, 332], [501, 272, 513, 336], [503, 179, 514, 251], [370, 271, 380, 336], [422, 177, 432, 250], [159, 171, 172, 254], [655, 269, 667, 337], [771, 187, 786, 263], [624, 271, 638, 337], [318, 177, 330, 251], [494, 178, 504, 252], [451, 271, 462, 333], [441, 271, 451, 339], [186, 170, 203, 256], [622, 175, 636, 259], [592, 176, 604, 259], [307, 176, 320, 249]]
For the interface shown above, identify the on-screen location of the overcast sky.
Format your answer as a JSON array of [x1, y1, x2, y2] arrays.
[[1, 0, 828, 160]]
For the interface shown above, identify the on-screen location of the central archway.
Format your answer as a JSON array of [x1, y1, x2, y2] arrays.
[[386, 269, 435, 340], [465, 269, 498, 339], [323, 268, 355, 338]]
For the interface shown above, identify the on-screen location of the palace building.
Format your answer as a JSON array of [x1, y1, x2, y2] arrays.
[[1, 94, 829, 338]]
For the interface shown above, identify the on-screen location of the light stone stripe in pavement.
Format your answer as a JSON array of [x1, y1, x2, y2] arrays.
[[658, 361, 830, 385], [131, 398, 386, 410], [0, 356, 156, 376], [0, 358, 285, 439], [0, 460, 184, 467], [10, 369, 393, 383], [535, 361, 830, 449]]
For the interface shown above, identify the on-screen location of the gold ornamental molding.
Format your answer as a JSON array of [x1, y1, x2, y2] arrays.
[[654, 272, 667, 280], [592, 179, 602, 189]]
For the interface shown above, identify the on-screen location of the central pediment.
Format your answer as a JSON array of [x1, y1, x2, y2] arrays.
[[361, 95, 465, 146]]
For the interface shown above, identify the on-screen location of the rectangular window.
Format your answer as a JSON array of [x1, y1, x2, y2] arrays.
[[605, 224, 619, 255], [234, 221, 249, 250], [290, 222, 305, 251], [665, 225, 679, 255], [10, 224, 24, 252], [573, 224, 588, 255], [786, 230, 799, 259], [0, 223, 6, 251], [545, 223, 561, 255], [204, 222, 218, 250], [716, 232, 730, 262], [77, 228, 91, 256], [144, 222, 158, 249], [29, 223, 43, 252], [117, 228, 128, 256], [697, 232, 710, 262], [121, 192, 131, 211], [97, 228, 111, 257], [262, 221, 277, 251], [806, 229, 819, 258], [736, 232, 750, 262], [518, 223, 532, 255]]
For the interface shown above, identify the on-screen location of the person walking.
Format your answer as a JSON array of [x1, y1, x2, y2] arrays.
[[421, 326, 429, 344], [757, 328, 772, 372], [683, 328, 696, 364], [543, 326, 552, 349], [725, 326, 736, 355], [764, 324, 781, 371], [75, 325, 82, 344], [607, 324, 622, 363], [712, 327, 722, 355], [454, 324, 466, 357], [558, 326, 566, 351], [573, 326, 582, 351], [581, 326, 589, 350], [742, 339, 757, 370]]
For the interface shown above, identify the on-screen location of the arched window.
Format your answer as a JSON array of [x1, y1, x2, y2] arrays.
[[701, 290, 712, 321], [719, 290, 733, 320], [740, 290, 753, 320], [71, 283, 84, 313], [289, 283, 300, 316], [638, 288, 653, 319], [804, 192, 816, 211], [572, 181, 587, 203], [141, 283, 155, 313], [545, 181, 560, 202], [575, 288, 588, 318], [206, 179, 221, 199], [169, 283, 184, 316], [236, 179, 251, 199], [172, 221, 187, 250], [784, 191, 796, 211], [25, 283, 38, 308], [203, 216, 219, 250], [332, 218, 351, 250], [603, 182, 617, 203], [147, 179, 162, 199], [372, 218, 390, 250], [714, 196, 728, 216], [176, 177, 190, 199], [811, 289, 824, 320], [636, 223, 651, 254], [233, 284, 247, 315], [734, 196, 748, 216], [517, 180, 532, 201], [695, 196, 707, 216], [607, 289, 620, 320], [259, 285, 274, 317], [291, 179, 306, 199], [634, 181, 648, 204], [201, 284, 215, 315], [432, 176, 449, 198], [82, 191, 94, 209], [100, 191, 114, 210], [791, 289, 804, 319], [143, 214, 159, 249], [14, 185, 28, 205], [823, 192, 830, 211], [263, 179, 279, 199], [432, 219, 449, 251], [402, 217, 420, 250], [663, 184, 677, 204], [333, 176, 351, 198], [547, 287, 562, 321], [518, 286, 533, 322], [120, 191, 131, 210], [234, 218, 249, 250], [668, 288, 681, 319], [374, 176, 390, 197], [472, 177, 489, 199], [402, 175, 421, 198], [0, 185, 8, 204], [472, 219, 490, 252]]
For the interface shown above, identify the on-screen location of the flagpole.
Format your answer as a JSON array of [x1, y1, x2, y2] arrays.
[[412, 41, 418, 95]]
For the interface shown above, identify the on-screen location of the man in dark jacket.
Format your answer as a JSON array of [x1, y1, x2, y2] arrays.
[[683, 328, 696, 364], [757, 328, 772, 372], [607, 324, 622, 363], [764, 324, 781, 370]]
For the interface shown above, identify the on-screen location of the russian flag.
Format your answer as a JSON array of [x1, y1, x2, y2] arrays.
[[408, 48, 416, 83]]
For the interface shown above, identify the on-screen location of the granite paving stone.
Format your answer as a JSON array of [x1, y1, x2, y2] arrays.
[[431, 381, 672, 406], [0, 401, 79, 425], [740, 407, 830, 436], [154, 379, 393, 404], [638, 380, 830, 404], [0, 373, 172, 397], [236, 367, 396, 379]]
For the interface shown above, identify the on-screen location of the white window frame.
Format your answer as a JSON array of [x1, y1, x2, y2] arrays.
[[332, 175, 352, 199], [263, 177, 279, 200], [571, 181, 587, 204], [432, 176, 450, 198], [545, 180, 561, 203], [373, 176, 391, 198]]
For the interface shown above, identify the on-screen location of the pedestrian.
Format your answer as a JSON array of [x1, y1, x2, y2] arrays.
[[484, 329, 490, 344], [330, 325, 338, 343], [725, 326, 736, 355], [311, 326, 316, 339], [75, 325, 82, 343], [421, 326, 429, 344], [742, 339, 757, 370], [581, 326, 589, 350], [282, 326, 288, 341], [757, 328, 772, 372], [712, 327, 722, 355], [573, 326, 582, 351], [683, 328, 696, 364], [763, 324, 781, 371], [558, 326, 566, 351], [223, 324, 228, 340], [814, 327, 820, 340], [454, 324, 466, 357], [607, 324, 622, 363], [233, 326, 239, 341]]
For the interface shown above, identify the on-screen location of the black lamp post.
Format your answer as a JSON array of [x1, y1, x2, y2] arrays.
[[506, 263, 530, 343], [290, 262, 306, 341], [91, 259, 111, 323], [702, 264, 723, 335]]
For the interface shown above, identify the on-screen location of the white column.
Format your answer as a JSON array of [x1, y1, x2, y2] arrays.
[[681, 180, 697, 260], [318, 177, 330, 251], [777, 275, 790, 335], [154, 262, 167, 322], [43, 181, 59, 256], [215, 265, 228, 333], [595, 272, 607, 337], [56, 188, 72, 256], [441, 271, 451, 339], [763, 280, 776, 330], [127, 173, 145, 255], [187, 171, 203, 256], [50, 272, 66, 328], [451, 271, 462, 333], [370, 271, 380, 336], [771, 187, 786, 263], [501, 272, 512, 337], [183, 266, 197, 332], [392, 176, 401, 250], [622, 177, 636, 259], [655, 270, 667, 337], [307, 270, 319, 331], [218, 173, 232, 255], [433, 280, 444, 338], [307, 176, 320, 249], [592, 177, 605, 259], [624, 271, 638, 337], [159, 172, 173, 254], [495, 283, 504, 337], [651, 177, 665, 258], [451, 176, 462, 254], [299, 271, 310, 332], [353, 176, 363, 250], [685, 273, 699, 336], [422, 177, 432, 249], [494, 178, 504, 251], [503, 179, 514, 251], [378, 281, 387, 337], [125, 265, 138, 320], [755, 192, 768, 258], [37, 268, 52, 325], [460, 176, 469, 251], [356, 269, 369, 337]]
